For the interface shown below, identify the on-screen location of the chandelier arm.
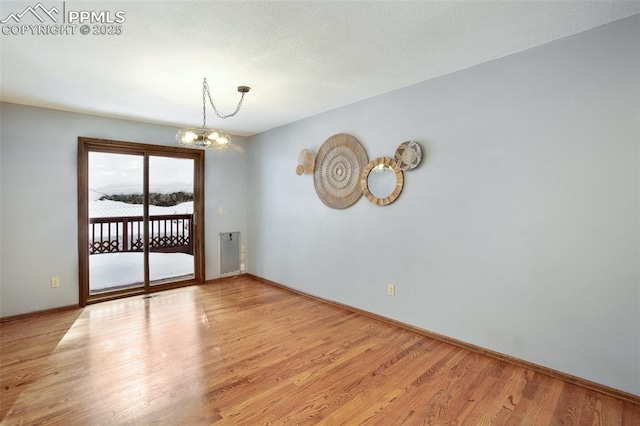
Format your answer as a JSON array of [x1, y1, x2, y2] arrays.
[[203, 79, 247, 120]]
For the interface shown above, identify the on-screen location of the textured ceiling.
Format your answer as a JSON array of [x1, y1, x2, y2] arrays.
[[1, 1, 639, 136]]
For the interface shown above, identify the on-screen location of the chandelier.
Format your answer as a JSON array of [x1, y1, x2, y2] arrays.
[[176, 78, 250, 149]]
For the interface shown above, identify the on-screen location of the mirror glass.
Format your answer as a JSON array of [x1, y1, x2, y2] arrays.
[[367, 164, 396, 199]]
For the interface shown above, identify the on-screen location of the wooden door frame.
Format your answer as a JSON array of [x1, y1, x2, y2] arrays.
[[77, 137, 205, 306]]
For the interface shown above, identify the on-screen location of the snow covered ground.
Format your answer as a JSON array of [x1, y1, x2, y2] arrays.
[[90, 199, 193, 218], [90, 252, 194, 292]]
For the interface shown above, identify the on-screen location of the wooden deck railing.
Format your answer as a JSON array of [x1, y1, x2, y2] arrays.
[[89, 214, 193, 255]]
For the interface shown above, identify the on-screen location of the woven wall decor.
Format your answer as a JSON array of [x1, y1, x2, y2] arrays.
[[360, 157, 404, 206], [395, 141, 422, 171], [296, 149, 314, 175], [314, 133, 369, 209]]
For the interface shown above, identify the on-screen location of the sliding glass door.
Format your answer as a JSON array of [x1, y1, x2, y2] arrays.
[[88, 152, 146, 293], [78, 138, 205, 305], [148, 155, 195, 286]]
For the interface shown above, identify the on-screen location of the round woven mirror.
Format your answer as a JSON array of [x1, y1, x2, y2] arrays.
[[360, 157, 404, 206]]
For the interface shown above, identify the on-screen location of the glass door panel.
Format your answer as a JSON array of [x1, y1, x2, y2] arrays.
[[88, 152, 145, 294], [148, 156, 195, 285]]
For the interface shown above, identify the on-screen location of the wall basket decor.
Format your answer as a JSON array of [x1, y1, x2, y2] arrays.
[[395, 141, 422, 171], [296, 149, 315, 175], [314, 133, 369, 209]]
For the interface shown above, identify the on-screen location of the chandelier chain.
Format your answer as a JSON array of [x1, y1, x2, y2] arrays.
[[202, 79, 246, 128], [177, 77, 249, 150]]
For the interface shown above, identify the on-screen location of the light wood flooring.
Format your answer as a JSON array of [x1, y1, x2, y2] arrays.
[[1, 276, 639, 425]]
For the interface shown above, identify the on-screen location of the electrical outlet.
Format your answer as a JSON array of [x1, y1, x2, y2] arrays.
[[387, 284, 395, 296], [240, 263, 245, 271], [218, 207, 224, 215], [51, 277, 60, 288]]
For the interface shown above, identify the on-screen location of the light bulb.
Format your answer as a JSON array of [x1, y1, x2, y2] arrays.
[[215, 135, 230, 147], [182, 131, 197, 144]]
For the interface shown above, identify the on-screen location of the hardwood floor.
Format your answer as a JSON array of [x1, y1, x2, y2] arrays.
[[1, 276, 639, 425]]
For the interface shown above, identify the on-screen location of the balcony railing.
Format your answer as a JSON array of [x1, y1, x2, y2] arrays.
[[89, 214, 193, 255]]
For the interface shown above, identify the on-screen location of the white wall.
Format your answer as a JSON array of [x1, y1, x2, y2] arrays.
[[247, 16, 640, 395], [0, 104, 248, 316], [0, 118, 3, 314]]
